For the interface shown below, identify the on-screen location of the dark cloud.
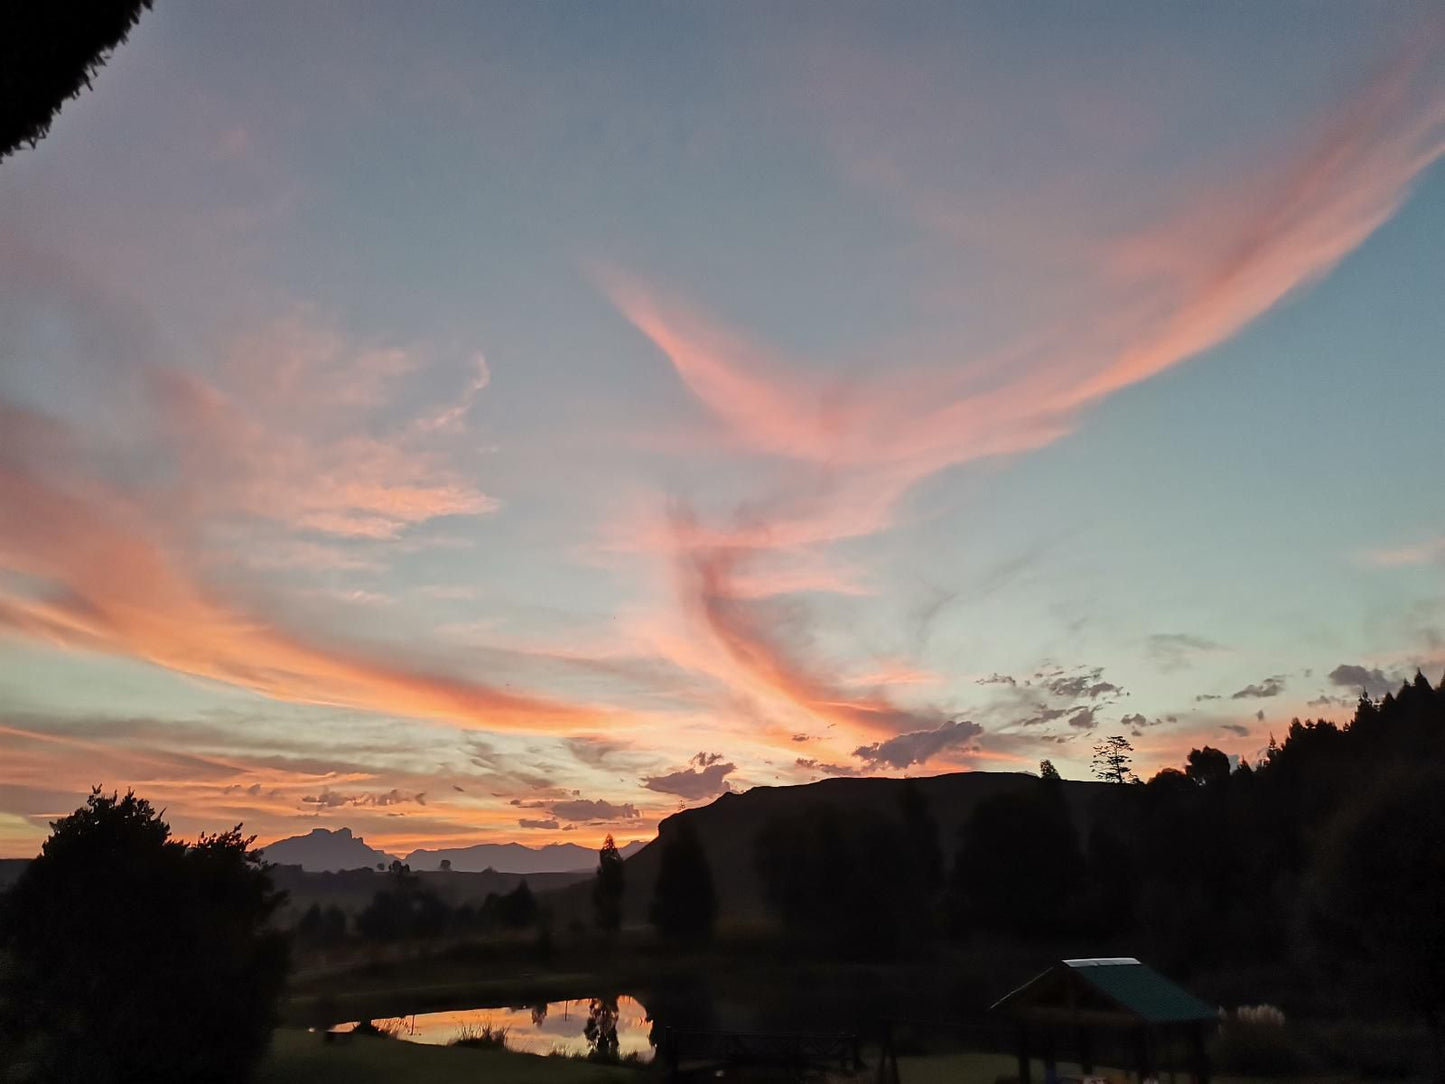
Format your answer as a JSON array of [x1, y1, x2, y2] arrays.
[[1195, 693, 1222, 702], [643, 761, 735, 799], [1119, 712, 1164, 729], [519, 817, 560, 830], [467, 738, 560, 792], [1068, 707, 1098, 730], [1145, 633, 1226, 672], [1308, 694, 1348, 708], [548, 798, 639, 823], [1230, 676, 1285, 699], [564, 736, 629, 769], [1018, 705, 1072, 726], [1221, 724, 1250, 736], [1327, 663, 1401, 699], [977, 672, 1017, 687], [853, 719, 983, 769], [691, 751, 725, 767], [1255, 710, 1265, 721], [1044, 668, 1121, 700], [791, 733, 812, 743], [300, 789, 426, 809], [794, 757, 861, 777]]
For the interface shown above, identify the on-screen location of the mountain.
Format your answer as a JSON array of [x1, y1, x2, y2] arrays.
[[541, 771, 1103, 925], [259, 827, 395, 872], [404, 838, 647, 873]]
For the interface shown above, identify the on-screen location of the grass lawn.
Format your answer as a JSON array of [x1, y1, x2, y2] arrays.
[[892, 1053, 1397, 1084], [258, 1029, 643, 1084]]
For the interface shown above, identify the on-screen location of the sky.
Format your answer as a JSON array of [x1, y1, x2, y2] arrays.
[[1, 3, 1443, 857]]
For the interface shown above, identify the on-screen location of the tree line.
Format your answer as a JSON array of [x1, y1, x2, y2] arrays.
[[745, 671, 1445, 1051]]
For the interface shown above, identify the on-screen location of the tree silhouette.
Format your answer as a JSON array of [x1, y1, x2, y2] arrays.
[[649, 816, 717, 940], [753, 806, 922, 957], [2, 2, 153, 160], [1039, 759, 1061, 781], [1308, 769, 1445, 1076], [584, 996, 620, 1061], [1091, 734, 1136, 783], [0, 788, 288, 1083], [593, 834, 625, 933], [951, 779, 1083, 936], [1185, 746, 1230, 786], [500, 879, 538, 928], [357, 861, 447, 940]]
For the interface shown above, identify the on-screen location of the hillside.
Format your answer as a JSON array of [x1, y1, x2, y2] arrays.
[[267, 864, 593, 922], [542, 770, 1104, 926]]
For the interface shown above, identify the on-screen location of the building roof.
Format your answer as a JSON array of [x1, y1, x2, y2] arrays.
[[991, 958, 1217, 1026]]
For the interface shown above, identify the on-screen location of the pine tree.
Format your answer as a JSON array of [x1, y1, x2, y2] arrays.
[[592, 834, 625, 933], [1091, 735, 1136, 783]]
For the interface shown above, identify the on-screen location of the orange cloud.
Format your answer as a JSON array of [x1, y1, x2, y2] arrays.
[[673, 526, 946, 743], [0, 406, 595, 733], [151, 336, 497, 541], [1361, 535, 1445, 568]]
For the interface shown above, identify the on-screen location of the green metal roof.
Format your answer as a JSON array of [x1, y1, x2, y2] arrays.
[[992, 957, 1218, 1026], [1065, 959, 1217, 1024]]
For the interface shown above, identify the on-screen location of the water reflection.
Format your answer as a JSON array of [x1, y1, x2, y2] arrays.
[[333, 995, 653, 1059]]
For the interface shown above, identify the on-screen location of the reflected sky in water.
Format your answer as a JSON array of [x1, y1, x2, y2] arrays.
[[334, 996, 653, 1059]]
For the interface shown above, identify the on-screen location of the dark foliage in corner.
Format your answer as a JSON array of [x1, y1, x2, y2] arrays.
[[2, 2, 154, 160], [0, 788, 289, 1083]]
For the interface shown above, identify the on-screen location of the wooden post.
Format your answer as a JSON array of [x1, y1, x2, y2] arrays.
[[1189, 1022, 1210, 1084]]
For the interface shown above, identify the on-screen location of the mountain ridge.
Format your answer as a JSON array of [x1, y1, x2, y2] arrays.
[[258, 826, 647, 873]]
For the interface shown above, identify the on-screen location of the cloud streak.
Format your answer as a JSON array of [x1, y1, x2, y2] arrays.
[[605, 50, 1445, 561], [0, 403, 598, 733]]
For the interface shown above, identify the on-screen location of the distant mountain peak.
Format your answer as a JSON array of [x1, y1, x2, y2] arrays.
[[259, 826, 394, 872]]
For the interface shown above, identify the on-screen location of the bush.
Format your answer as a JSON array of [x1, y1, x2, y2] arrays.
[[1210, 1006, 1316, 1076], [452, 1023, 509, 1049], [0, 789, 288, 1084], [352, 1018, 403, 1039]]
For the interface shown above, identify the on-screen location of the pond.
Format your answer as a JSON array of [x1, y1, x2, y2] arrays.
[[332, 995, 655, 1060]]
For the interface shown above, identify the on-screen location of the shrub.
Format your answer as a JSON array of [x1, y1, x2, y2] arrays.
[[0, 789, 288, 1084], [1211, 1005, 1315, 1076], [452, 1023, 509, 1049], [353, 1018, 401, 1039]]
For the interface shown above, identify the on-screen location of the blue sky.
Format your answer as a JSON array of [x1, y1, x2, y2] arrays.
[[1, 2, 1442, 854]]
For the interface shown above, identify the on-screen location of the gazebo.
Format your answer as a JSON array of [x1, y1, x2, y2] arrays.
[[990, 958, 1217, 1084]]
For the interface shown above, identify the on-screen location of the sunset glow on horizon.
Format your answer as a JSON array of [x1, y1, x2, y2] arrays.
[[2, 3, 1443, 856]]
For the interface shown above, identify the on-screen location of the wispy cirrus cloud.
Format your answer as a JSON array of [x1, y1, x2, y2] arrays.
[[671, 521, 948, 742], [1361, 535, 1445, 568], [0, 403, 597, 733], [604, 48, 1444, 559]]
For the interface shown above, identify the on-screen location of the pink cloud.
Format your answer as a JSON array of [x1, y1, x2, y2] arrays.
[[606, 49, 1444, 558], [0, 403, 597, 733]]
